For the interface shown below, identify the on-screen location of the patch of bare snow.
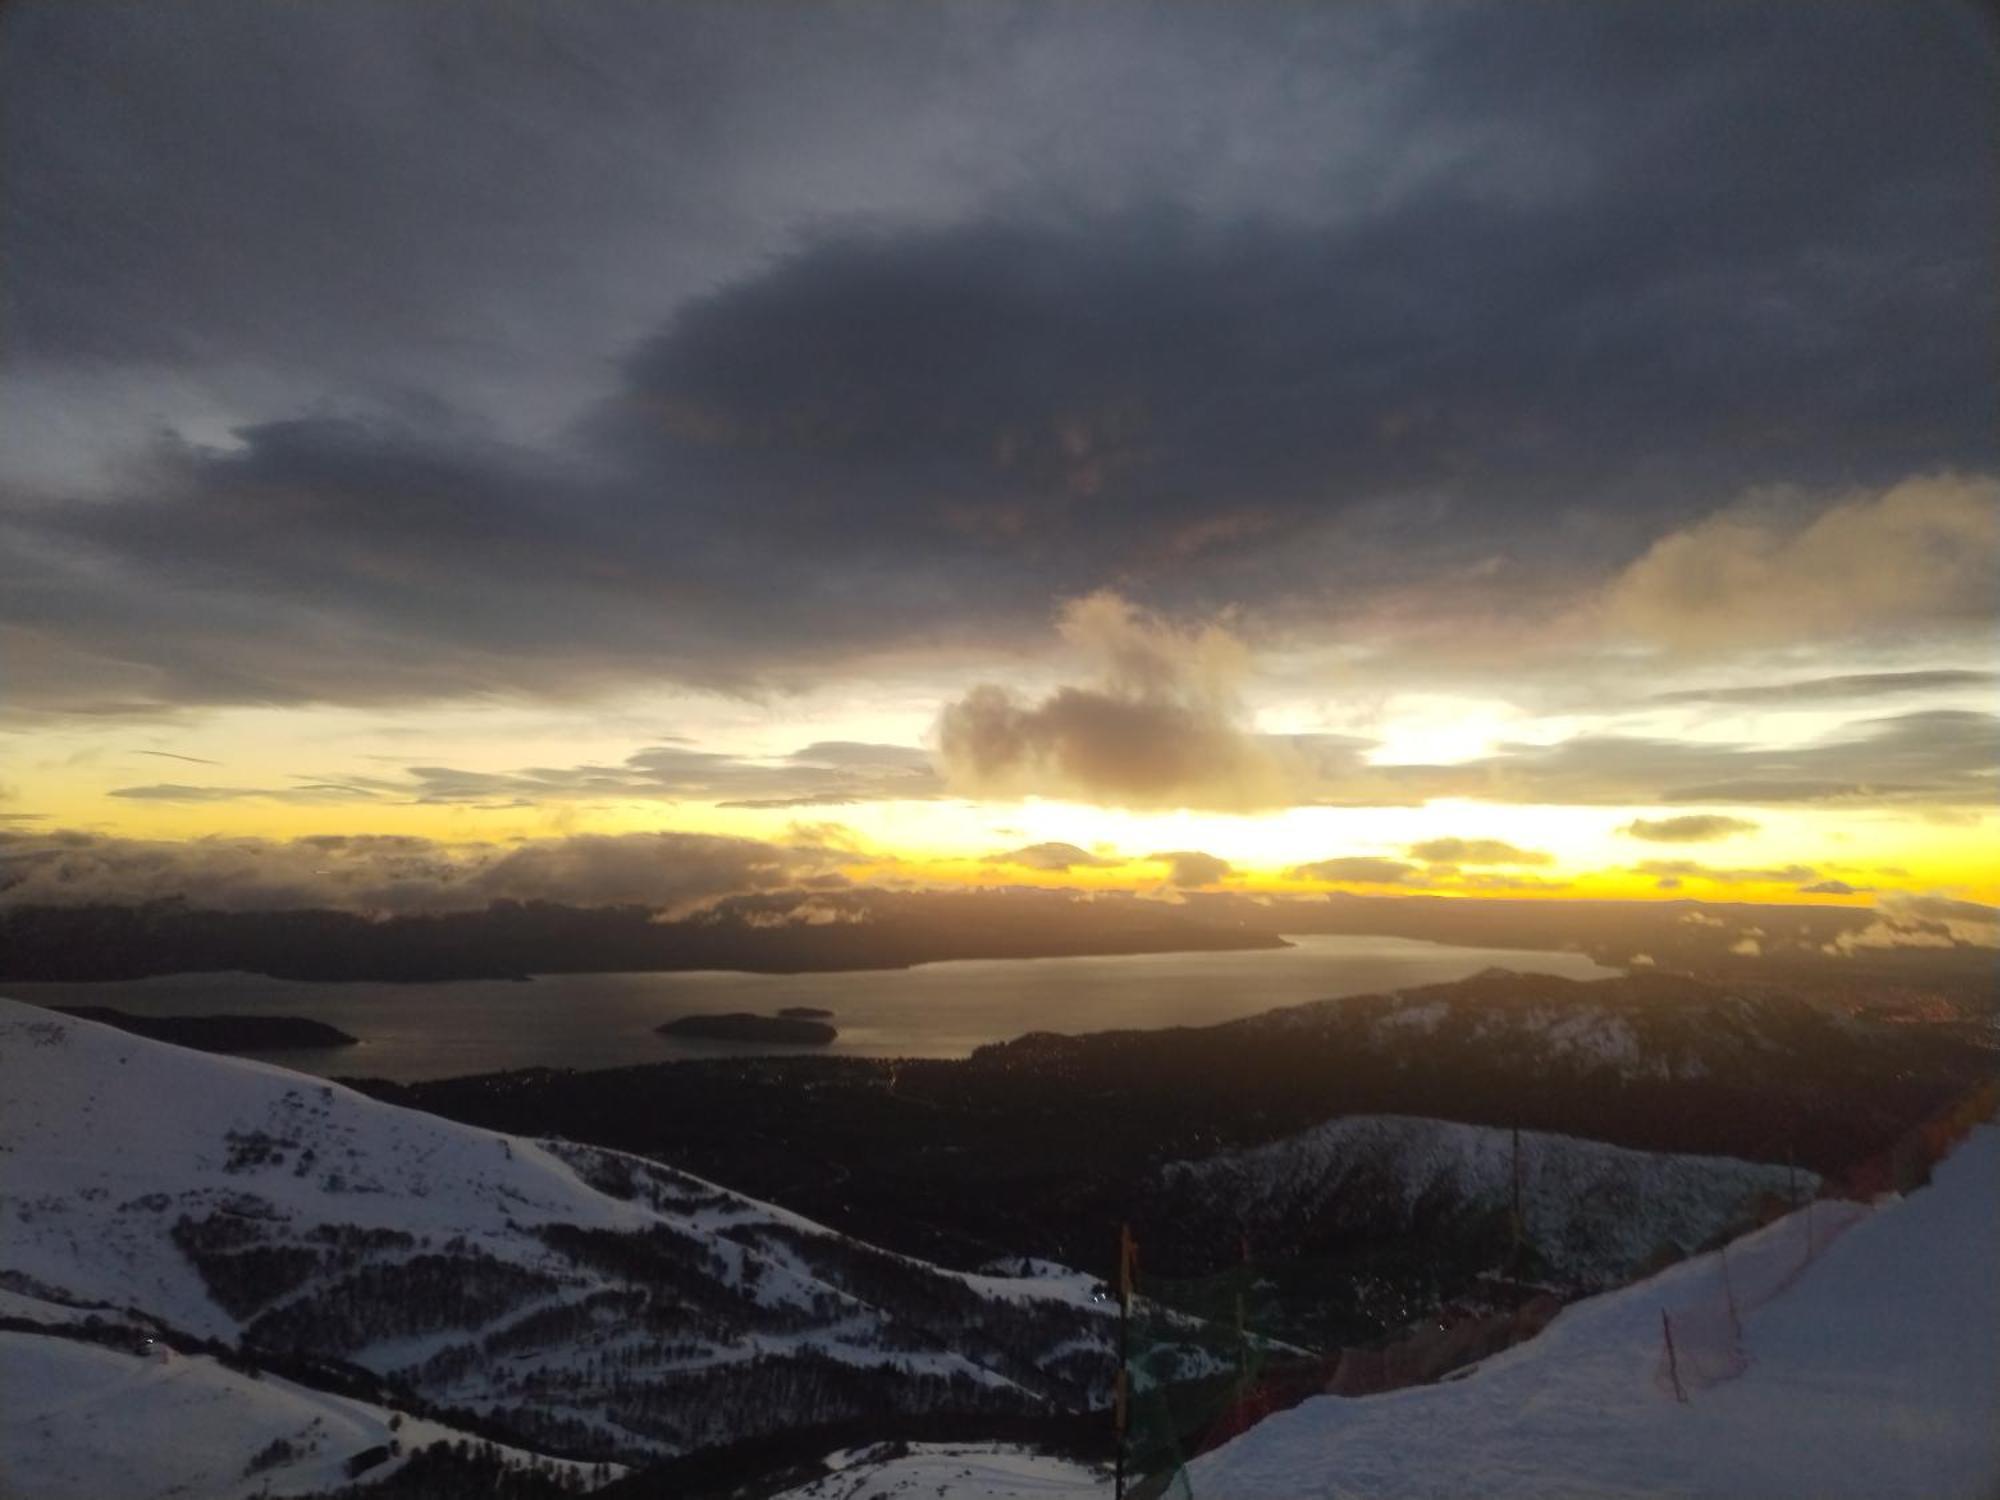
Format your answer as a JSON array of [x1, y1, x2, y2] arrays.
[[776, 1442, 1108, 1498]]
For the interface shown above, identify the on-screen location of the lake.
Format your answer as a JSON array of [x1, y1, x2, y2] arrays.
[[7, 935, 1618, 1082]]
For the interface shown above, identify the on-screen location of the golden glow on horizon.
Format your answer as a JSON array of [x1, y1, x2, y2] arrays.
[[6, 693, 1992, 908], [17, 780, 1988, 907]]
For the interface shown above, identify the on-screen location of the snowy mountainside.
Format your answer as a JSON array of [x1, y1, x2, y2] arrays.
[[981, 969, 1894, 1089], [1154, 1115, 1813, 1287], [967, 968, 1986, 1208], [1226, 968, 1872, 1084], [0, 1314, 620, 1500], [1182, 1125, 2000, 1500], [0, 999, 1133, 1464], [374, 967, 1989, 1320]]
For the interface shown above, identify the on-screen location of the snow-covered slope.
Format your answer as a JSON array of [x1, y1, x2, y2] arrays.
[[0, 1317, 618, 1500], [1183, 1125, 2000, 1500], [0, 999, 1127, 1463], [1156, 1115, 1812, 1287], [772, 1442, 1107, 1499]]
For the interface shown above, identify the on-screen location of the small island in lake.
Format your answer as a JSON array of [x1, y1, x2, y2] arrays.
[[777, 1006, 835, 1020], [658, 1011, 838, 1045], [54, 1007, 360, 1054]]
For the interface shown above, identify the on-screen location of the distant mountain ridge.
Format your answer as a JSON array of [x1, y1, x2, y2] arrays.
[[52, 1005, 358, 1052], [0, 891, 1284, 982], [377, 969, 1992, 1289]]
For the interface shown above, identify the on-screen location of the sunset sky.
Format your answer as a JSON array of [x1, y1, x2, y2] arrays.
[[2, 1, 1994, 919]]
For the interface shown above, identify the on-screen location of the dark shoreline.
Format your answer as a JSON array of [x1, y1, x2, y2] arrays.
[[2, 934, 1292, 986], [0, 896, 1289, 984], [52, 1006, 359, 1053]]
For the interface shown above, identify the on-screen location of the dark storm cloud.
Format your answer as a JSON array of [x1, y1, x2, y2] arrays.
[[3, 1, 1993, 715], [607, 180, 1991, 587], [0, 827, 844, 914], [2, 1, 1069, 384], [2, 415, 692, 712]]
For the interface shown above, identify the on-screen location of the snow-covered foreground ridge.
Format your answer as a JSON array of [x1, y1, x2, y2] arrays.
[[0, 1328, 620, 1500], [771, 1441, 1108, 1499], [0, 999, 1126, 1465], [1185, 1121, 2000, 1500]]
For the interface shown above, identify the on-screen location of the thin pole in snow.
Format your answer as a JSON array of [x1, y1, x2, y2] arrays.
[[1115, 1223, 1136, 1500], [1661, 1310, 1687, 1403], [1510, 1123, 1524, 1269]]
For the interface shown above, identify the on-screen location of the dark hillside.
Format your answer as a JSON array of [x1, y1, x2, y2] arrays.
[[366, 971, 1994, 1285]]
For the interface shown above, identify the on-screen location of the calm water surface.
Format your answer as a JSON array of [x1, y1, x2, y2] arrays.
[[11, 935, 1616, 1082]]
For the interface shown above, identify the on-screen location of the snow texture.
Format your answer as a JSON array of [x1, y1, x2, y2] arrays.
[[0, 999, 1121, 1463], [774, 1442, 1108, 1499], [0, 1317, 618, 1499], [1159, 1114, 1814, 1286], [1185, 1125, 2000, 1499]]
